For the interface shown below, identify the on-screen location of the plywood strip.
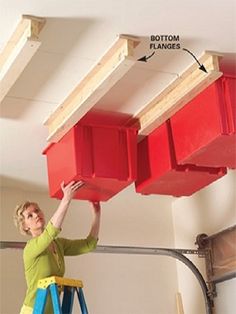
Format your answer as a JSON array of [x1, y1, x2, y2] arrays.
[[0, 15, 46, 103], [44, 35, 140, 142], [130, 51, 223, 136], [176, 292, 185, 314]]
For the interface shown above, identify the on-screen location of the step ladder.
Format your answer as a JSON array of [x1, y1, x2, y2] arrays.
[[33, 276, 88, 314]]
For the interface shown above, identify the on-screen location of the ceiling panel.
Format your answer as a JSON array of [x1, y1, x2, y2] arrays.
[[0, 0, 235, 191]]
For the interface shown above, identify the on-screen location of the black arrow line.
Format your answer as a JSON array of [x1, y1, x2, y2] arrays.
[[138, 51, 156, 62], [182, 48, 208, 73]]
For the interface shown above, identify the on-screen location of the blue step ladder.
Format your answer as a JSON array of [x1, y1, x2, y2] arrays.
[[33, 276, 88, 314]]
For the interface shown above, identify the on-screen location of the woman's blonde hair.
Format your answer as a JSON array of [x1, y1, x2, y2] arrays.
[[13, 201, 40, 235]]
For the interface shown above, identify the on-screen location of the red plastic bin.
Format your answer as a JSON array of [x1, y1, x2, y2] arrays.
[[43, 112, 137, 201], [171, 75, 236, 169], [135, 121, 227, 197]]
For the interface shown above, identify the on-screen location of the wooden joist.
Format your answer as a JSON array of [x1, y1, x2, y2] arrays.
[[44, 35, 140, 143], [130, 51, 223, 136], [0, 15, 46, 103]]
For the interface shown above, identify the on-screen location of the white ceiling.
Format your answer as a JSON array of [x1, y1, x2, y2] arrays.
[[0, 0, 236, 193]]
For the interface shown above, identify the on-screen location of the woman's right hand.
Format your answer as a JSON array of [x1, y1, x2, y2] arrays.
[[61, 181, 84, 201], [51, 181, 84, 229]]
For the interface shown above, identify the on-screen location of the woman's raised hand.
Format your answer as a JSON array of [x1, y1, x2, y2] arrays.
[[91, 201, 101, 213], [61, 181, 84, 201], [88, 201, 101, 239]]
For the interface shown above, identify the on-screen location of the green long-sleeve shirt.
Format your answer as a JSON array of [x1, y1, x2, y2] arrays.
[[23, 221, 98, 313]]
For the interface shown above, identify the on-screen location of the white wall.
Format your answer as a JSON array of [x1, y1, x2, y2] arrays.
[[214, 278, 236, 314], [0, 184, 178, 314], [172, 170, 236, 314]]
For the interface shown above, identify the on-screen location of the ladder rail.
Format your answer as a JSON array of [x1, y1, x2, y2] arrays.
[[76, 287, 89, 314], [50, 283, 62, 314], [62, 286, 75, 314], [33, 288, 49, 314]]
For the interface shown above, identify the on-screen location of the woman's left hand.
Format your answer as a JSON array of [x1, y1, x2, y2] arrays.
[[91, 201, 101, 214], [89, 201, 101, 239]]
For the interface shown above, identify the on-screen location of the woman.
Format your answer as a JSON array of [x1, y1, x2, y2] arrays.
[[14, 181, 101, 314]]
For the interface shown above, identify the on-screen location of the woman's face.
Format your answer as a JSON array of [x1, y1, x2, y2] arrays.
[[22, 204, 45, 235]]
